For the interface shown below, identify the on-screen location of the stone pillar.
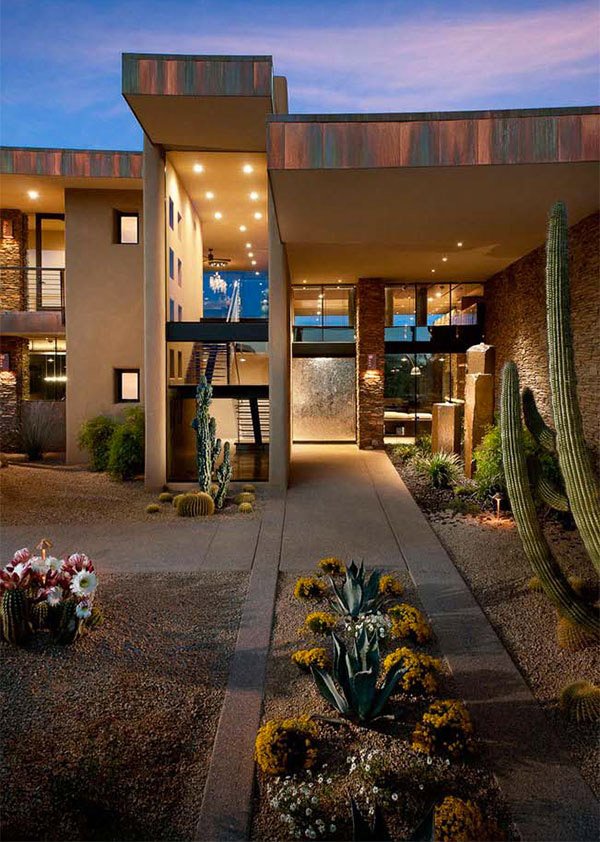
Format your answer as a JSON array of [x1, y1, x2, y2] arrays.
[[356, 278, 385, 448], [268, 185, 291, 489], [0, 210, 28, 311], [432, 402, 462, 454], [463, 343, 495, 477], [143, 136, 167, 490]]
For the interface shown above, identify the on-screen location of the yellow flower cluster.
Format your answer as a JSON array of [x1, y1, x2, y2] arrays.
[[294, 576, 328, 601], [317, 557, 346, 576], [383, 647, 441, 695], [255, 716, 318, 775], [378, 574, 404, 598], [434, 796, 485, 842], [388, 603, 432, 644], [302, 611, 338, 636], [412, 699, 474, 759], [291, 647, 331, 671]]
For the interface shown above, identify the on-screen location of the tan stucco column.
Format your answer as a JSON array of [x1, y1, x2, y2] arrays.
[[268, 186, 291, 490], [143, 135, 166, 489]]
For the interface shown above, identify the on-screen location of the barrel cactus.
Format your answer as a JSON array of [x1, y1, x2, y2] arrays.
[[54, 600, 83, 645], [500, 202, 600, 638], [32, 601, 49, 631], [238, 502, 254, 513], [176, 492, 215, 517], [1, 589, 31, 644], [560, 680, 600, 724]]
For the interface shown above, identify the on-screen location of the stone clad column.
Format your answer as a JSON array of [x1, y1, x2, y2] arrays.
[[356, 278, 385, 448], [143, 136, 166, 489], [463, 343, 495, 477]]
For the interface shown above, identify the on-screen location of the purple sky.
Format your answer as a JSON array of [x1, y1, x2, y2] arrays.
[[1, 0, 598, 149]]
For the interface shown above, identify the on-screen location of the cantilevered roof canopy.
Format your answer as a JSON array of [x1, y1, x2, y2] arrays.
[[123, 54, 286, 151], [267, 107, 600, 283]]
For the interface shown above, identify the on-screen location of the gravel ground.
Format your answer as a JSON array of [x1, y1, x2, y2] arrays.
[[390, 454, 600, 799], [0, 463, 263, 525], [251, 571, 515, 842], [1, 571, 247, 841]]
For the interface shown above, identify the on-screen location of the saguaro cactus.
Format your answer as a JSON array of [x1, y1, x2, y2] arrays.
[[191, 376, 222, 493], [545, 202, 600, 571], [214, 441, 232, 509]]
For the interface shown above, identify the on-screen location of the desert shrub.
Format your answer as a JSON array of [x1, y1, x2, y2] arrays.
[[20, 403, 60, 460], [383, 647, 441, 695], [378, 574, 404, 598], [77, 415, 117, 471], [255, 716, 318, 775], [415, 433, 432, 455], [291, 647, 330, 671], [415, 452, 463, 489], [107, 406, 144, 480], [294, 576, 328, 601], [412, 699, 474, 759], [302, 611, 337, 636], [434, 796, 485, 842], [146, 503, 160, 514], [445, 497, 481, 516], [388, 603, 432, 644], [389, 443, 417, 463], [317, 557, 345, 576]]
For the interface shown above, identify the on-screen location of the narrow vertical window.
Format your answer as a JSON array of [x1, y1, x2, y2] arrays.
[[169, 248, 175, 280], [178, 304, 183, 322], [169, 298, 175, 321], [177, 258, 182, 287], [169, 349, 175, 378], [177, 351, 182, 379], [177, 211, 182, 240], [168, 197, 174, 230]]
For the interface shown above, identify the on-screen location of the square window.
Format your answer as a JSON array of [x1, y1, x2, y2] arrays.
[[115, 211, 139, 244], [168, 197, 174, 230], [177, 258, 182, 287], [178, 304, 183, 322], [169, 248, 175, 280], [115, 369, 140, 403], [169, 298, 175, 321]]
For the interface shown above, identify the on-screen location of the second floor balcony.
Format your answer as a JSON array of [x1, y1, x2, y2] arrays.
[[0, 266, 65, 316]]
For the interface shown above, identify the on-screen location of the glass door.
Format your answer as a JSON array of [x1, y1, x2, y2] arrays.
[[384, 353, 449, 443]]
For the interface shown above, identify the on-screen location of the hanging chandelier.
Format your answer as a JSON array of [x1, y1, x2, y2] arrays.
[[209, 272, 227, 294]]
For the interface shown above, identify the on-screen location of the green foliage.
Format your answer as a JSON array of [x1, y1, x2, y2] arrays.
[[560, 680, 600, 724], [172, 494, 185, 509], [255, 716, 318, 775], [77, 415, 118, 471], [238, 502, 254, 513], [107, 406, 144, 481], [310, 629, 407, 722], [1, 589, 31, 644], [415, 451, 462, 489], [234, 491, 256, 504], [146, 503, 160, 514], [158, 492, 173, 503], [191, 377, 222, 493], [389, 443, 417, 463], [176, 492, 215, 517], [445, 497, 481, 516], [242, 483, 256, 493], [328, 560, 383, 619], [415, 434, 432, 455]]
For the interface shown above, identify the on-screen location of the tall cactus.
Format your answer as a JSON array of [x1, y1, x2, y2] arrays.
[[191, 376, 222, 493], [501, 362, 599, 633], [546, 202, 600, 571], [214, 441, 232, 509]]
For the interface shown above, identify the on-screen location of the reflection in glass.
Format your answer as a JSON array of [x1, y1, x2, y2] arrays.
[[292, 285, 355, 341], [202, 269, 269, 319]]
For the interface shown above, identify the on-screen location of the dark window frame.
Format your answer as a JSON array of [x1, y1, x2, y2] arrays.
[[114, 210, 139, 245], [114, 368, 140, 403]]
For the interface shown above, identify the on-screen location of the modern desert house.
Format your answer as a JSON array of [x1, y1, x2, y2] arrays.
[[1, 53, 598, 489]]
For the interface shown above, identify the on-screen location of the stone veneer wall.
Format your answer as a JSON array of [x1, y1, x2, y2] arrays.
[[484, 211, 599, 459], [356, 278, 385, 448], [0, 209, 27, 310]]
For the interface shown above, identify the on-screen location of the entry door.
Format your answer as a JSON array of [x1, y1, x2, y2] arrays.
[[292, 357, 356, 442]]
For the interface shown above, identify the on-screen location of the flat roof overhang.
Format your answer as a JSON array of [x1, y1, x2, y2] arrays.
[[267, 107, 600, 283], [0, 311, 65, 337], [122, 54, 283, 151]]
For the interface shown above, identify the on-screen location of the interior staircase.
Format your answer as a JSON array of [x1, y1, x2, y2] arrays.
[[237, 398, 270, 446]]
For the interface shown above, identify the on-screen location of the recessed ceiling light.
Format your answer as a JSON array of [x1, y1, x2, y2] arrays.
[[302, 279, 307, 284], [428, 297, 433, 302], [254, 212, 262, 220], [239, 225, 247, 232], [240, 357, 246, 362], [431, 269, 436, 273], [249, 191, 259, 201], [251, 260, 257, 265], [255, 271, 260, 276], [214, 211, 222, 220], [436, 292, 442, 298], [457, 241, 463, 247], [205, 191, 214, 200], [442, 256, 448, 262], [193, 164, 204, 173], [245, 242, 252, 248], [248, 252, 254, 257], [27, 190, 39, 199], [242, 164, 253, 174]]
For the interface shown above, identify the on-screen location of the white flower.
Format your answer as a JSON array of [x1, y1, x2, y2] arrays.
[[75, 601, 92, 619], [330, 826, 336, 833], [427, 756, 433, 765], [365, 764, 371, 772], [30, 556, 50, 574], [47, 557, 63, 573], [305, 808, 312, 816], [392, 793, 398, 802], [46, 586, 63, 606], [11, 562, 29, 579], [70, 570, 98, 597], [311, 797, 318, 805], [372, 786, 378, 794], [326, 778, 332, 784]]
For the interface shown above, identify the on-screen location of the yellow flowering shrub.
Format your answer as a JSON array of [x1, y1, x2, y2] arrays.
[[255, 716, 318, 775], [317, 557, 346, 576], [302, 611, 338, 636], [293, 576, 328, 601], [383, 647, 441, 695], [388, 603, 432, 644], [291, 647, 331, 671], [412, 699, 474, 759], [434, 796, 485, 842], [379, 574, 404, 598]]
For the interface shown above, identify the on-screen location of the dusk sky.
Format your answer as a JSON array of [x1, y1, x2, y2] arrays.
[[1, 0, 598, 150]]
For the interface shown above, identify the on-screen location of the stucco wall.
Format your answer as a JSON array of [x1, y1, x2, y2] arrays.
[[165, 157, 203, 323], [64, 188, 143, 462], [484, 211, 599, 459]]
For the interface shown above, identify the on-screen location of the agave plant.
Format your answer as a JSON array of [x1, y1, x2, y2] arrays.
[[310, 629, 407, 723], [328, 560, 383, 619]]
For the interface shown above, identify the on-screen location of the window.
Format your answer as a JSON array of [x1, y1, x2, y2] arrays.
[[115, 211, 139, 244], [169, 248, 175, 280], [177, 212, 182, 240], [169, 298, 175, 321], [168, 197, 174, 230], [178, 304, 183, 322], [169, 349, 175, 378], [177, 350, 182, 379], [115, 369, 140, 403], [177, 258, 183, 287]]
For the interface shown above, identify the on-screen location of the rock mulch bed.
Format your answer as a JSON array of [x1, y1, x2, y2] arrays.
[[251, 571, 515, 841], [1, 571, 247, 841], [390, 455, 600, 799], [0, 463, 262, 525]]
